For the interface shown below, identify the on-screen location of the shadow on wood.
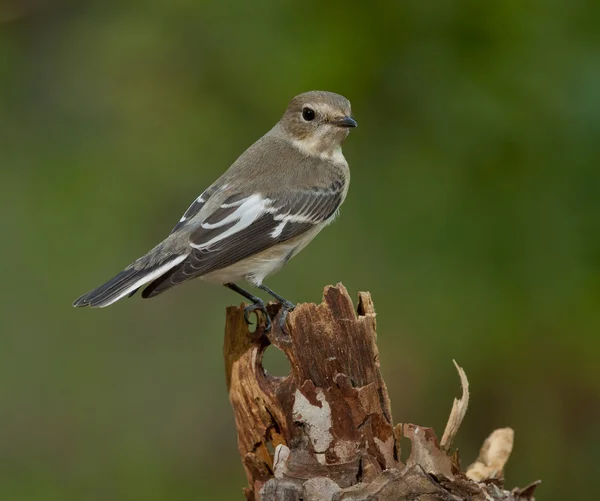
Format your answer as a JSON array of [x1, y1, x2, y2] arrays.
[[223, 283, 539, 501]]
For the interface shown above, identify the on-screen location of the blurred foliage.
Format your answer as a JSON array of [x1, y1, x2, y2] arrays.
[[1, 0, 599, 499]]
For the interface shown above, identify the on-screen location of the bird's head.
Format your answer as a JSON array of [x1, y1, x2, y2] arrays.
[[279, 91, 357, 158]]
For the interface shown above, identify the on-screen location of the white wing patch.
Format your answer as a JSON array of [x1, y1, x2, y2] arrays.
[[188, 182, 344, 255], [271, 221, 287, 238], [190, 194, 275, 250], [179, 192, 206, 223], [220, 198, 247, 209], [268, 189, 337, 238], [270, 213, 318, 238]]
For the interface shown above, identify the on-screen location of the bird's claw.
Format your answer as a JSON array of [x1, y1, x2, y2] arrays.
[[243, 299, 294, 334], [277, 301, 295, 334], [244, 301, 271, 331]]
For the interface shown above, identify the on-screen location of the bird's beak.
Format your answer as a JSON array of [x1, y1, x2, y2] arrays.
[[334, 116, 358, 128]]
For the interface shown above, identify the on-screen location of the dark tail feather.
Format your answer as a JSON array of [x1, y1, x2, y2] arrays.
[[73, 255, 187, 308], [73, 268, 149, 308], [140, 262, 184, 299]]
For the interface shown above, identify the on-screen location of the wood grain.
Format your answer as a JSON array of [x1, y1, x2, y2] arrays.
[[223, 284, 538, 501]]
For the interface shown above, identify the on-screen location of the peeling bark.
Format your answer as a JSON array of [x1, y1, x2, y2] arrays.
[[223, 284, 539, 501]]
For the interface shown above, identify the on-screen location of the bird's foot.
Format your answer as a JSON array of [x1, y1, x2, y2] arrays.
[[255, 284, 295, 334], [244, 300, 271, 332], [277, 300, 295, 334]]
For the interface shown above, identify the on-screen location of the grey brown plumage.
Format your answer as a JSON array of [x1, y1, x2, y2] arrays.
[[73, 91, 355, 308]]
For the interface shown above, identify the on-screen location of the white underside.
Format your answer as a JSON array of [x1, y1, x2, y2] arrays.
[[201, 222, 328, 286]]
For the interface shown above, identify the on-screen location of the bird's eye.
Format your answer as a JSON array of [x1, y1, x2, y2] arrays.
[[302, 107, 315, 121]]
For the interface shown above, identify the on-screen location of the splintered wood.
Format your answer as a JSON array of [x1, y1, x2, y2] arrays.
[[223, 284, 539, 501]]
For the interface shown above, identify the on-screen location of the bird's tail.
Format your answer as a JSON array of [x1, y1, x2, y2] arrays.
[[73, 254, 187, 308]]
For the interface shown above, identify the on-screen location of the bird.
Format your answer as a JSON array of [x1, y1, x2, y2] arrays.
[[73, 90, 357, 331]]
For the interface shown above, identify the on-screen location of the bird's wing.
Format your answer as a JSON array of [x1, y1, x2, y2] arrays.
[[141, 179, 345, 297], [169, 184, 221, 234]]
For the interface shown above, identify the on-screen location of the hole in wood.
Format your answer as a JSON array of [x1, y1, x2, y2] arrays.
[[262, 344, 291, 378], [247, 313, 258, 333]]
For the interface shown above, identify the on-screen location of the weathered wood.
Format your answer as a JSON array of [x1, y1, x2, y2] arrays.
[[223, 284, 539, 501]]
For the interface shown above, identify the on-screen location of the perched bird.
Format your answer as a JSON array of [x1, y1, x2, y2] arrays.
[[73, 90, 357, 330]]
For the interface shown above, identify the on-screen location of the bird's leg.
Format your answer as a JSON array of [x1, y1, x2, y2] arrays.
[[224, 283, 271, 331], [257, 284, 295, 332]]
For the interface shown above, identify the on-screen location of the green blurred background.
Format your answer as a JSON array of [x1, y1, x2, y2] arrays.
[[1, 0, 599, 499]]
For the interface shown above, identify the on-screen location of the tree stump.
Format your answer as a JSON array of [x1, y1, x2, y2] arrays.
[[223, 284, 539, 501]]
